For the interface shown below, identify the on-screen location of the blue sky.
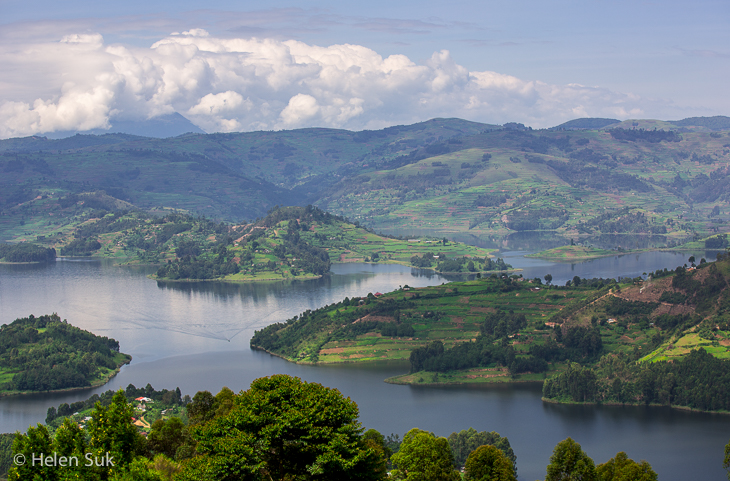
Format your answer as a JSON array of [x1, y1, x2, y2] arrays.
[[1, 0, 728, 137]]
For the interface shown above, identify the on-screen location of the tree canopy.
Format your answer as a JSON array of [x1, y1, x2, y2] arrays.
[[596, 451, 657, 481], [390, 428, 461, 481], [177, 374, 385, 481], [463, 445, 517, 481], [545, 438, 597, 481]]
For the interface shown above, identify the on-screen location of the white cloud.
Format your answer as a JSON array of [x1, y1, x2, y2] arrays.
[[0, 29, 679, 138], [279, 94, 320, 127]]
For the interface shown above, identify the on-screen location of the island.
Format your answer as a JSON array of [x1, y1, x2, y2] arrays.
[[251, 250, 730, 412], [23, 204, 511, 282], [0, 314, 131, 395], [527, 233, 730, 262]]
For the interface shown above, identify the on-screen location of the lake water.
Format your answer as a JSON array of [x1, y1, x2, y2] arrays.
[[1, 250, 727, 481]]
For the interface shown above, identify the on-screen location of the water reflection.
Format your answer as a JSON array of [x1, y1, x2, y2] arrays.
[[3, 254, 730, 481]]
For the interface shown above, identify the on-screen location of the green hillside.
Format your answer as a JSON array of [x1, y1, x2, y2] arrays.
[[13, 204, 503, 281], [2, 116, 729, 251], [317, 127, 730, 246], [251, 252, 730, 411], [0, 118, 488, 225]]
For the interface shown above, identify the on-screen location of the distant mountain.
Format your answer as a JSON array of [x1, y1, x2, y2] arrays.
[[552, 116, 730, 132], [44, 113, 205, 139], [668, 116, 730, 131], [2, 116, 729, 249], [551, 118, 621, 130]]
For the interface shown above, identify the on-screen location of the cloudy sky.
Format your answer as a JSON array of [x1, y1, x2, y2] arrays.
[[1, 0, 728, 137]]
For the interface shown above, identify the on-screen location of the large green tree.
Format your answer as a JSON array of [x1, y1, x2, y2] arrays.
[[463, 445, 517, 481], [177, 374, 386, 481], [596, 452, 656, 481], [390, 428, 461, 481], [545, 438, 597, 481], [9, 392, 148, 481], [446, 428, 516, 470], [87, 391, 147, 478]]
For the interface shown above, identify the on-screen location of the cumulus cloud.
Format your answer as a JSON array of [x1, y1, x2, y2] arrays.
[[0, 29, 671, 138]]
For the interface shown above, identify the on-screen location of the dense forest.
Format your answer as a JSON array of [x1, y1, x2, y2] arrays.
[[4, 375, 668, 481], [543, 349, 730, 410], [0, 243, 55, 262], [0, 314, 130, 392]]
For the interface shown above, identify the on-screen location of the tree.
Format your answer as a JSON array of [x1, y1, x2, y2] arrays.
[[596, 451, 656, 481], [147, 417, 191, 460], [463, 445, 517, 481], [390, 428, 461, 481], [87, 390, 147, 479], [446, 428, 516, 470], [545, 438, 596, 481], [724, 439, 730, 480], [8, 424, 56, 481], [545, 274, 553, 285], [177, 375, 386, 481]]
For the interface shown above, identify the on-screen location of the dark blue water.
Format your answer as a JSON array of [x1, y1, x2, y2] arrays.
[[0, 252, 727, 481]]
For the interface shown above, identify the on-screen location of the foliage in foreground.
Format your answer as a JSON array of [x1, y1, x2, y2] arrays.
[[4, 375, 677, 481]]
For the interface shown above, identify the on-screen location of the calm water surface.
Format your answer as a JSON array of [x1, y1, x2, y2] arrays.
[[0, 251, 727, 480]]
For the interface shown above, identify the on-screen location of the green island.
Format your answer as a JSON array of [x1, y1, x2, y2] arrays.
[[528, 232, 730, 262], [0, 314, 131, 396], [2, 374, 670, 481], [251, 251, 730, 412], [5, 204, 509, 282]]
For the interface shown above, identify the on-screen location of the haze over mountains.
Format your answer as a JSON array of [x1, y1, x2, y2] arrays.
[[1, 116, 729, 251], [34, 115, 730, 139]]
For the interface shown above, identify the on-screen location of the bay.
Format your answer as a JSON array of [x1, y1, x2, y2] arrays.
[[0, 250, 727, 480]]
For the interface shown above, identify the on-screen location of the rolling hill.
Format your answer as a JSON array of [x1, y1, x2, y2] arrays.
[[1, 116, 729, 251]]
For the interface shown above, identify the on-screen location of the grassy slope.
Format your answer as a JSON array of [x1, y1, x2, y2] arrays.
[[195, 215, 500, 282], [525, 245, 618, 261], [317, 129, 730, 245], [2, 121, 729, 250], [20, 204, 499, 282], [253, 256, 730, 386], [0, 119, 489, 229]]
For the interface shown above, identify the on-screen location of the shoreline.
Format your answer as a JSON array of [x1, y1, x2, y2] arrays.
[[0, 356, 131, 398], [250, 348, 730, 415], [541, 397, 730, 415], [150, 273, 324, 283], [526, 245, 724, 263], [384, 376, 543, 386]]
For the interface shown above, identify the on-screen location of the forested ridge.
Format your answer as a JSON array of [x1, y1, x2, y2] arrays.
[[0, 314, 130, 393]]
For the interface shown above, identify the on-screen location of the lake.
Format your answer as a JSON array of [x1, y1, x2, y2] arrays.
[[1, 249, 727, 481]]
